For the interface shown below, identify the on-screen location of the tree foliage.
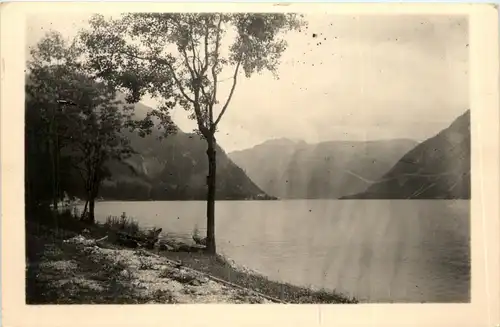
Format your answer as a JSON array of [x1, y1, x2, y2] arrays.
[[26, 31, 154, 221], [79, 13, 305, 137]]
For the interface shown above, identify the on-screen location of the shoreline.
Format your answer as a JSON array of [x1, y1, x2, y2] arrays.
[[26, 210, 357, 304], [68, 198, 472, 205]]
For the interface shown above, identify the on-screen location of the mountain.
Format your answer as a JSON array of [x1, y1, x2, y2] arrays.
[[96, 99, 271, 201], [341, 110, 471, 199], [229, 138, 418, 199]]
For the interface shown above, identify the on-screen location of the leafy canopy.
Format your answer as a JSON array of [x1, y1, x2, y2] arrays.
[[26, 31, 153, 200], [79, 13, 306, 138]]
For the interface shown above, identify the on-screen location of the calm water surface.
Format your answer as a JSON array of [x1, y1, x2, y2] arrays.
[[92, 199, 470, 303]]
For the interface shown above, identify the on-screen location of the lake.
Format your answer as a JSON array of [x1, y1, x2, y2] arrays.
[[91, 199, 470, 303]]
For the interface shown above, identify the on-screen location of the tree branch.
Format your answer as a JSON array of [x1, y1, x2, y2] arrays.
[[179, 41, 208, 134], [188, 24, 200, 75], [202, 21, 210, 75], [123, 51, 196, 104], [180, 47, 196, 81], [122, 49, 209, 135], [162, 63, 197, 104], [193, 18, 212, 126], [71, 161, 89, 174], [214, 57, 242, 127], [71, 162, 88, 185], [210, 15, 223, 126]]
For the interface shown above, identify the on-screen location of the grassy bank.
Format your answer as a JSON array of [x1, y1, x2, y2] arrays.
[[26, 208, 357, 304]]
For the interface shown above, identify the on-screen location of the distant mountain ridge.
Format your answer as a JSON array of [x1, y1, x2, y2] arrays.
[[342, 110, 471, 199], [92, 97, 272, 201], [229, 137, 418, 199]]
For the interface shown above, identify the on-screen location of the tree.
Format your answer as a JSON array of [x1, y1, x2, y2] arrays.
[[26, 31, 154, 222], [65, 76, 139, 223], [26, 31, 83, 211], [79, 13, 306, 253]]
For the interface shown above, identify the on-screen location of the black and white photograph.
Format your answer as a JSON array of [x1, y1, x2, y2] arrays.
[[22, 7, 474, 306], [5, 3, 495, 313]]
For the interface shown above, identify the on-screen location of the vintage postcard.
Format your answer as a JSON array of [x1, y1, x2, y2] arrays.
[[1, 2, 499, 327]]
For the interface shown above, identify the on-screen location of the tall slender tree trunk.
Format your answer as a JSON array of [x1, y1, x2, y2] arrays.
[[205, 135, 217, 254], [86, 172, 100, 224], [48, 134, 58, 211], [54, 128, 61, 209], [88, 197, 96, 224], [81, 200, 89, 220], [49, 104, 60, 212], [83, 188, 97, 224]]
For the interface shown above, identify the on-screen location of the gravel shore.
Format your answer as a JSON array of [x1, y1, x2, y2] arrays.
[[28, 233, 275, 304]]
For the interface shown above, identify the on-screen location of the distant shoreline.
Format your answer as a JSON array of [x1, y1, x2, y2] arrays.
[[63, 197, 473, 208], [339, 194, 472, 200], [87, 197, 471, 203], [91, 198, 280, 203]]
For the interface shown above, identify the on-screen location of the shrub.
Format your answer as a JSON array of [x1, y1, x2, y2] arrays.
[[192, 225, 200, 239], [104, 212, 140, 236]]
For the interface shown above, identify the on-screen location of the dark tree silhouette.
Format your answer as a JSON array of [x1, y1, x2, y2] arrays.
[[26, 31, 154, 222]]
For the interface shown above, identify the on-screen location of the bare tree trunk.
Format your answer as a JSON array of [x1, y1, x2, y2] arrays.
[[48, 104, 61, 212], [46, 126, 60, 230], [48, 135, 58, 211], [81, 200, 89, 219], [54, 127, 61, 209], [86, 172, 100, 224], [205, 136, 217, 254], [88, 197, 96, 224], [83, 188, 97, 223]]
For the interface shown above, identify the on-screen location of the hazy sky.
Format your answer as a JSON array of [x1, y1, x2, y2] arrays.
[[26, 13, 469, 152]]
